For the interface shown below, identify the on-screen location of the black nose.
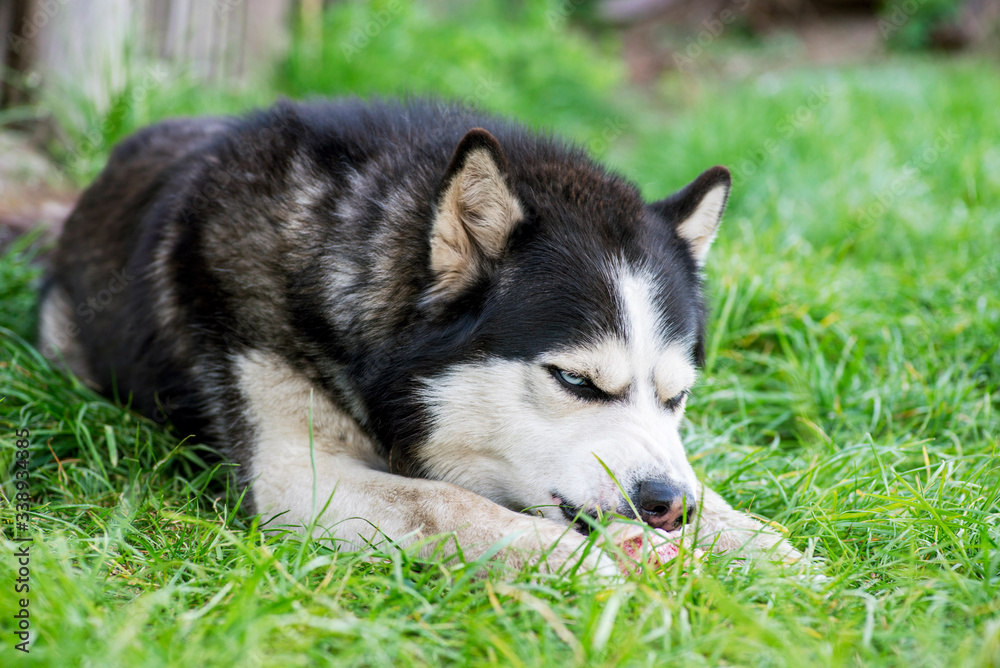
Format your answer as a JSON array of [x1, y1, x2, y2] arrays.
[[636, 480, 696, 531]]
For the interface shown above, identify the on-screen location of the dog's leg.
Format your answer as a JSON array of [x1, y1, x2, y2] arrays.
[[236, 350, 615, 576], [255, 452, 613, 574], [692, 484, 803, 563]]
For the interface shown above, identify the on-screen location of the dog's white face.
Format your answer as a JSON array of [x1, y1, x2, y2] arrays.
[[418, 263, 701, 528]]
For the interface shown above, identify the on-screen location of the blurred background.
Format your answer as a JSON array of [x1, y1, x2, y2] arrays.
[[1, 0, 997, 242]]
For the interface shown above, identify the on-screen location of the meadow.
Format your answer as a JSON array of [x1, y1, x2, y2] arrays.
[[1, 2, 998, 665]]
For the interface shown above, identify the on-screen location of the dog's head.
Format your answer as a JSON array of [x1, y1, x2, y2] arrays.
[[413, 128, 729, 532]]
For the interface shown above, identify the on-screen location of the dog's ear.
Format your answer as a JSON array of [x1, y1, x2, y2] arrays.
[[427, 128, 523, 301], [649, 166, 731, 268]]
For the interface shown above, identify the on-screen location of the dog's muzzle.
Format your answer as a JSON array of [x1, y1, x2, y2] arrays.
[[552, 479, 697, 534]]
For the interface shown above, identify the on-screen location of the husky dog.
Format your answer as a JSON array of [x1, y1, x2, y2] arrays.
[[39, 99, 799, 574]]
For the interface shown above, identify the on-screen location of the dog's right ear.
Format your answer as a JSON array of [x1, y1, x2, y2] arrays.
[[426, 128, 524, 303], [648, 166, 731, 268]]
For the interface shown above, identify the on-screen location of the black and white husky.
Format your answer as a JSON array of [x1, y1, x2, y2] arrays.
[[39, 99, 800, 574]]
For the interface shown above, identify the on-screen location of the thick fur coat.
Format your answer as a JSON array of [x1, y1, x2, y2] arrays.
[[39, 99, 800, 574]]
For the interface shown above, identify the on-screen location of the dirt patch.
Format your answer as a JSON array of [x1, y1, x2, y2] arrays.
[[620, 12, 886, 83], [0, 130, 78, 252]]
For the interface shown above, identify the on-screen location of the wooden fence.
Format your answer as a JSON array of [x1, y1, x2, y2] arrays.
[[1, 0, 299, 109]]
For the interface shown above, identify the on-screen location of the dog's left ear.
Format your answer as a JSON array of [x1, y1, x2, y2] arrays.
[[427, 128, 524, 302], [648, 166, 731, 268]]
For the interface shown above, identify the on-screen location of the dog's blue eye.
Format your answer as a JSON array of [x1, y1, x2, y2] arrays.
[[548, 366, 617, 402], [557, 370, 587, 386]]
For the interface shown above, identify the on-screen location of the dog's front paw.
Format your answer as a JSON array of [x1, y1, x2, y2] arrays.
[[692, 518, 807, 569], [695, 485, 806, 566], [502, 517, 619, 579], [696, 514, 804, 563], [733, 522, 804, 564]]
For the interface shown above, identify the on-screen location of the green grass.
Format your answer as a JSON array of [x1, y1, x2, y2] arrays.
[[2, 1, 999, 665]]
